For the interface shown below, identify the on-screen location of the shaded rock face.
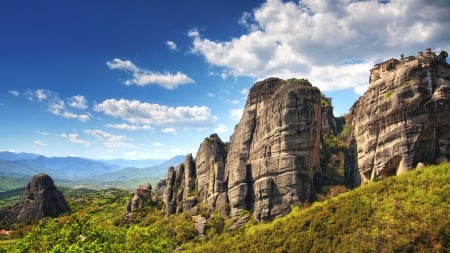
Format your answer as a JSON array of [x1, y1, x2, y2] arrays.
[[0, 174, 70, 226], [346, 49, 450, 185], [162, 137, 227, 217], [225, 78, 322, 220]]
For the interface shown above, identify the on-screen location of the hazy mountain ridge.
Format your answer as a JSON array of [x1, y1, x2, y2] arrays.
[[0, 151, 184, 190]]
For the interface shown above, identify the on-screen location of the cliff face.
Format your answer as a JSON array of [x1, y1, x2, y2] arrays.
[[225, 78, 322, 220], [346, 49, 450, 184], [0, 174, 70, 226], [159, 78, 322, 221]]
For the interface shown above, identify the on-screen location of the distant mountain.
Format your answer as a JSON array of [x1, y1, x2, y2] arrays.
[[0, 151, 40, 161], [18, 156, 123, 179], [100, 158, 166, 168], [91, 155, 186, 185], [0, 159, 39, 177], [0, 152, 185, 190]]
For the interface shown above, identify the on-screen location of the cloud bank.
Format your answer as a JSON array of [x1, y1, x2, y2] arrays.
[[189, 0, 450, 94], [95, 98, 217, 127]]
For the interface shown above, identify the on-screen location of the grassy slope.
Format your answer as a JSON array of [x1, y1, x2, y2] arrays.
[[186, 163, 450, 252]]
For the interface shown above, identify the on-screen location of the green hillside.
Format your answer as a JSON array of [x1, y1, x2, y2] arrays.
[[188, 163, 450, 252], [1, 163, 449, 252]]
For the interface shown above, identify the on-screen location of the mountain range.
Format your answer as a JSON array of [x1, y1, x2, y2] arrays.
[[0, 151, 184, 191]]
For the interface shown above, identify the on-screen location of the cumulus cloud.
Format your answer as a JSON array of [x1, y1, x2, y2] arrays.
[[153, 142, 164, 147], [229, 108, 243, 121], [26, 89, 91, 122], [106, 58, 194, 89], [189, 0, 450, 94], [84, 129, 137, 149], [95, 98, 217, 127], [61, 133, 91, 147], [161, 127, 177, 134], [68, 95, 88, 109], [214, 124, 229, 134], [36, 131, 50, 136], [8, 90, 19, 96], [166, 40, 178, 51], [33, 140, 46, 147], [106, 123, 153, 131]]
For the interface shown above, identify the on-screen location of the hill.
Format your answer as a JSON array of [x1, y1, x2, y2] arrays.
[[186, 163, 450, 252], [1, 163, 448, 252]]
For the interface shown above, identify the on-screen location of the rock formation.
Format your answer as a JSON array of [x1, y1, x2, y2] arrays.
[[0, 174, 70, 226], [159, 78, 322, 221], [225, 78, 322, 220], [126, 184, 152, 213], [346, 48, 450, 185]]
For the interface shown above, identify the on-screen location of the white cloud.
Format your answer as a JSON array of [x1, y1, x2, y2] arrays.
[[189, 0, 450, 94], [207, 92, 215, 97], [26, 89, 91, 122], [226, 99, 241, 105], [68, 95, 88, 109], [8, 90, 19, 96], [61, 133, 91, 147], [153, 142, 164, 147], [166, 40, 178, 51], [214, 124, 229, 134], [36, 131, 50, 136], [95, 98, 217, 127], [106, 123, 153, 131], [106, 58, 195, 89], [33, 140, 46, 147], [84, 129, 137, 149], [229, 108, 243, 121], [240, 89, 249, 95], [161, 127, 177, 134], [36, 89, 49, 101]]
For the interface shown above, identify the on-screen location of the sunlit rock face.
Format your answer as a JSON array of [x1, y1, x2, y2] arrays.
[[346, 49, 450, 185], [158, 78, 323, 221], [225, 77, 322, 220]]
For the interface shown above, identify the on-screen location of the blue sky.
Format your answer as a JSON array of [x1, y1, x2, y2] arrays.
[[1, 0, 449, 159]]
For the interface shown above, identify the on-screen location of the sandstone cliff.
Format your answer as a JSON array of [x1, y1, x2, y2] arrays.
[[225, 78, 322, 220], [0, 174, 70, 227], [159, 78, 323, 221], [346, 49, 450, 185]]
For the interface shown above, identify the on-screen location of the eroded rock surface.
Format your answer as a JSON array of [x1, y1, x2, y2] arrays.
[[0, 174, 70, 226], [225, 78, 322, 220], [158, 78, 322, 221], [346, 49, 450, 184]]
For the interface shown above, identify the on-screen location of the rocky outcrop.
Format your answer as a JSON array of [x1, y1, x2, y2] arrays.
[[159, 78, 322, 221], [194, 134, 228, 216], [0, 174, 70, 226], [126, 184, 152, 213], [346, 48, 450, 185], [161, 136, 227, 216], [226, 78, 322, 220]]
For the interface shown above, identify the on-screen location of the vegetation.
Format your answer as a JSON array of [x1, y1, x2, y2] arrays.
[[283, 78, 311, 86], [187, 163, 450, 252], [0, 163, 448, 252]]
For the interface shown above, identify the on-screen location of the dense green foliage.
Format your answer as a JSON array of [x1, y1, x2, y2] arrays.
[[0, 163, 448, 252], [187, 163, 450, 252]]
